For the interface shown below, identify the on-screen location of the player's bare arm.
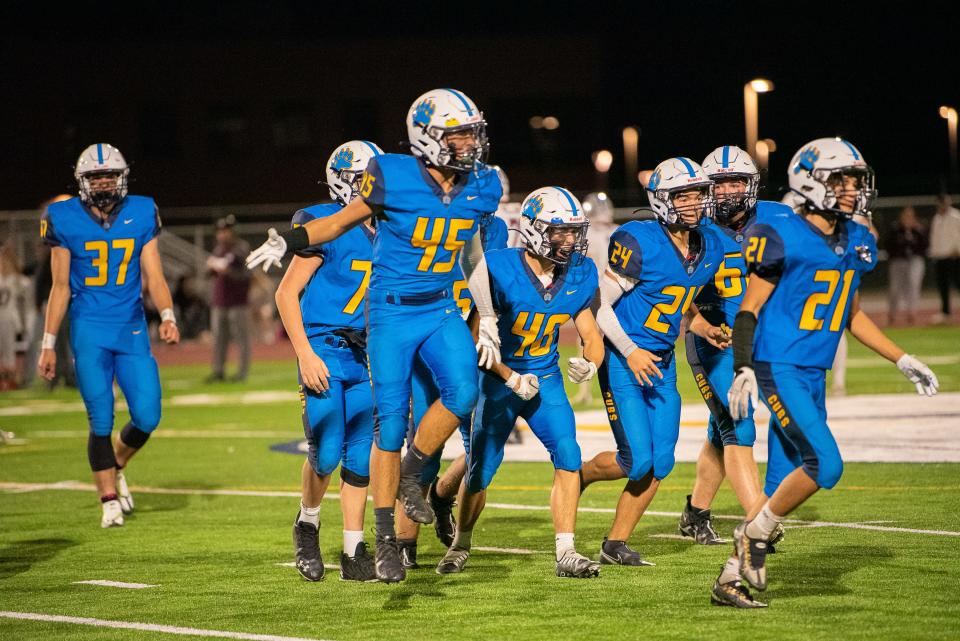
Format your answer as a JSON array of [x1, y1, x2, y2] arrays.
[[141, 238, 180, 344], [275, 255, 329, 393], [567, 306, 603, 384], [37, 246, 71, 380], [685, 303, 731, 350]]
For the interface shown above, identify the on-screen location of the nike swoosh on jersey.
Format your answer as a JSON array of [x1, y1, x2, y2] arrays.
[[132, 330, 142, 335], [124, 218, 134, 224], [467, 195, 478, 200], [566, 290, 577, 295], [703, 263, 712, 268]]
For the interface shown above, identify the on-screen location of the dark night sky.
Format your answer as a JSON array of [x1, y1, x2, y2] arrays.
[[2, 1, 958, 208]]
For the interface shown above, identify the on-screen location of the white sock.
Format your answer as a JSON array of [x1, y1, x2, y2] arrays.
[[555, 532, 575, 561], [343, 530, 364, 557], [298, 501, 320, 527], [746, 504, 782, 541], [719, 555, 741, 584], [452, 528, 473, 550]]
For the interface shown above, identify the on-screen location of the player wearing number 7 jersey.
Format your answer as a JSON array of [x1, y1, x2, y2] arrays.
[[715, 138, 939, 608], [579, 157, 729, 567], [246, 89, 502, 582], [38, 143, 180, 529]]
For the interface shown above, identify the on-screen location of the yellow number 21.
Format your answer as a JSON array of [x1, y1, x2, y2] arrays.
[[799, 269, 855, 331]]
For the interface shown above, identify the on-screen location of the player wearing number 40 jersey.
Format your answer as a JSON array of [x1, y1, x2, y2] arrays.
[[247, 88, 503, 583], [579, 157, 731, 567], [275, 141, 384, 583], [712, 138, 939, 609], [435, 187, 603, 579], [39, 143, 180, 529]]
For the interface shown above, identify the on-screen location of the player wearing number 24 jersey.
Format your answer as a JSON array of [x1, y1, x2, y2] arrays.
[[39, 143, 180, 529], [580, 157, 730, 568]]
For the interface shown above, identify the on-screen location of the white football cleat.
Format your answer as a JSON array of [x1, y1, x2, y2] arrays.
[[101, 499, 125, 528], [116, 471, 134, 514]]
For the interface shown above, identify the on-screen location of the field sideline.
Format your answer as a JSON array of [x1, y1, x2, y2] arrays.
[[1, 326, 959, 640]]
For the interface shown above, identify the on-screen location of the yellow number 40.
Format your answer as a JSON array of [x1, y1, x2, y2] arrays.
[[84, 239, 135, 287]]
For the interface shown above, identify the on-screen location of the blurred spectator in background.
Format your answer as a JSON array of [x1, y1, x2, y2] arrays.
[[206, 215, 251, 382], [929, 194, 960, 323], [173, 274, 209, 340], [886, 206, 928, 326], [0, 244, 27, 390]]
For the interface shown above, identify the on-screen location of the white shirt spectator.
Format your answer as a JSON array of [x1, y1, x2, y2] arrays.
[[929, 206, 960, 259]]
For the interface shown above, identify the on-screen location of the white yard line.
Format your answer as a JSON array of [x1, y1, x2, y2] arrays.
[[0, 611, 334, 641], [72, 580, 158, 589], [473, 546, 538, 555], [2, 480, 957, 538], [28, 430, 295, 439]]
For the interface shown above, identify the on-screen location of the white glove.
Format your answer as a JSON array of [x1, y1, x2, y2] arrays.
[[506, 371, 540, 401], [245, 228, 287, 273], [476, 316, 502, 369], [896, 354, 939, 397], [727, 366, 759, 420], [567, 357, 597, 384]]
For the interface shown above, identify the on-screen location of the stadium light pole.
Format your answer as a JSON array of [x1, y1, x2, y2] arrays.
[[940, 106, 958, 189], [622, 126, 640, 200], [755, 138, 777, 172], [744, 78, 774, 160]]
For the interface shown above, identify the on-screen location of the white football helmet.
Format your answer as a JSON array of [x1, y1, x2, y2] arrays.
[[519, 187, 589, 265], [325, 140, 384, 205], [74, 143, 129, 209], [788, 137, 877, 218], [701, 145, 759, 223], [406, 88, 488, 173], [646, 157, 715, 228]]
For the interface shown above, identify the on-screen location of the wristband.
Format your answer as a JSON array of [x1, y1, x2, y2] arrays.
[[160, 308, 177, 324], [42, 332, 57, 350], [280, 226, 310, 253]]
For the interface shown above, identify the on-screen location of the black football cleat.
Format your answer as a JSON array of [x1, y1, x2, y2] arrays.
[[678, 500, 727, 545], [711, 578, 768, 608], [598, 538, 655, 566], [292, 513, 324, 581], [397, 473, 434, 524], [429, 483, 456, 548], [397, 539, 420, 569], [374, 534, 406, 583], [340, 542, 377, 582], [733, 521, 768, 591]]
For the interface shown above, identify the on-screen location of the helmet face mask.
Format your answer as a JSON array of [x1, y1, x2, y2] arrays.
[[647, 157, 716, 230], [519, 187, 590, 266], [701, 146, 759, 224], [788, 138, 877, 219], [667, 186, 715, 229], [534, 221, 588, 265], [74, 143, 129, 210], [407, 89, 488, 173]]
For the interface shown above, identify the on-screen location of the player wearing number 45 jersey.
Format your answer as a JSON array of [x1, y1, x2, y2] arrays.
[[275, 141, 383, 583], [579, 157, 731, 567], [712, 138, 939, 609], [247, 88, 503, 583], [39, 143, 180, 529]]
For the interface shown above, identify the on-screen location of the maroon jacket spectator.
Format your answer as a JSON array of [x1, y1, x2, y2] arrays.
[[206, 216, 251, 381]]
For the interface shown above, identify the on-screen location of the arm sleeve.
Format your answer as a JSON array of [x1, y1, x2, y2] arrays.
[[742, 223, 786, 284], [595, 271, 638, 358], [291, 210, 327, 259], [359, 157, 387, 208], [607, 228, 644, 281], [464, 247, 496, 318]]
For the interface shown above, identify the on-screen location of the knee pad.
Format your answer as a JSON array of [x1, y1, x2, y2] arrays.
[[314, 445, 342, 478], [552, 438, 582, 472], [621, 452, 653, 482], [814, 456, 843, 490], [120, 422, 151, 449], [439, 378, 479, 420], [374, 414, 406, 452], [652, 451, 676, 481], [87, 434, 117, 472], [340, 466, 369, 488]]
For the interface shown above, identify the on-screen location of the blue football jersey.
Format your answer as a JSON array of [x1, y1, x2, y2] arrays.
[[744, 205, 877, 369], [607, 220, 725, 351], [42, 196, 161, 324], [360, 154, 502, 295], [452, 215, 509, 316], [488, 247, 598, 375], [292, 204, 374, 335]]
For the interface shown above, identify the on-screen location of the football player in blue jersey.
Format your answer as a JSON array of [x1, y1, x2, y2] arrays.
[[714, 138, 939, 608], [579, 157, 731, 566], [678, 146, 773, 546], [434, 187, 604, 579], [247, 89, 503, 582], [397, 167, 510, 569], [37, 143, 179, 528], [274, 141, 383, 582]]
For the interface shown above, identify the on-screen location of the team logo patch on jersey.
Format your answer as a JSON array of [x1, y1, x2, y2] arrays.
[[522, 195, 544, 219], [855, 244, 873, 263], [331, 148, 355, 171], [795, 146, 820, 173], [412, 99, 436, 127]]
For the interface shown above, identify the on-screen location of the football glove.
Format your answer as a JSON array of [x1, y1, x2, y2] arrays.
[[506, 371, 540, 401], [567, 357, 598, 384], [245, 228, 286, 273], [896, 354, 939, 397], [477, 316, 502, 369], [728, 366, 759, 420]]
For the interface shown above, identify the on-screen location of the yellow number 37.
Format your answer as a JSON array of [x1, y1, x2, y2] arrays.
[[84, 239, 136, 286]]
